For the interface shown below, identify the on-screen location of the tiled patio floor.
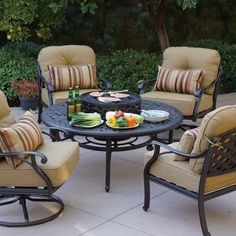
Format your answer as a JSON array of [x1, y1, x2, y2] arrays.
[[1, 93, 236, 236]]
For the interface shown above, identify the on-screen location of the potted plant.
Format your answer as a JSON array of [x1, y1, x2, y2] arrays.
[[11, 79, 39, 111]]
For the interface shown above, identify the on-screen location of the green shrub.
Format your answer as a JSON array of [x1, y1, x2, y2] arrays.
[[184, 39, 236, 93], [97, 49, 161, 93], [0, 42, 44, 100]]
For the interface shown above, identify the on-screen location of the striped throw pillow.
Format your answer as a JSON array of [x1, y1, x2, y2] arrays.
[[174, 128, 200, 161], [0, 111, 44, 168], [48, 64, 98, 91], [155, 66, 203, 94]]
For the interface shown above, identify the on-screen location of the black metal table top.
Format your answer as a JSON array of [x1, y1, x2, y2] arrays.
[[41, 100, 183, 139]]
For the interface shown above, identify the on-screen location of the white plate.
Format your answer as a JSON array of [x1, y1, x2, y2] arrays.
[[106, 121, 139, 129], [141, 110, 169, 123], [70, 120, 104, 128]]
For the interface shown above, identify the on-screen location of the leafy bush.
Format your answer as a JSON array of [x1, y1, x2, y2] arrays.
[[184, 39, 236, 93], [0, 42, 43, 100], [97, 49, 161, 93]]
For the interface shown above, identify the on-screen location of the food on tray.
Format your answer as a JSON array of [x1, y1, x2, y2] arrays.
[[70, 112, 101, 127], [89, 91, 104, 97], [106, 110, 144, 128], [98, 97, 121, 103], [110, 93, 129, 98]]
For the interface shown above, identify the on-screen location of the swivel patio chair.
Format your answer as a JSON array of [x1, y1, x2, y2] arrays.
[[0, 90, 80, 226], [138, 46, 222, 142], [37, 45, 112, 122], [143, 105, 236, 236]]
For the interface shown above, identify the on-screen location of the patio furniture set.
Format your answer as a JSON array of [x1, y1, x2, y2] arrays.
[[0, 45, 235, 236]]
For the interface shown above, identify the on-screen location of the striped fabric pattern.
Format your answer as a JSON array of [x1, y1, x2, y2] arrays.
[[155, 66, 203, 94], [0, 111, 44, 168], [174, 127, 200, 161], [48, 64, 98, 91]]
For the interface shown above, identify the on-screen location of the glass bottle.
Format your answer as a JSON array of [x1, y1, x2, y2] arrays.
[[74, 86, 81, 112], [67, 87, 75, 121]]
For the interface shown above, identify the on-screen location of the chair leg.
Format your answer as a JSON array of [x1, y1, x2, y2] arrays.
[[20, 196, 29, 222], [0, 194, 64, 227], [198, 197, 211, 236], [143, 175, 150, 211]]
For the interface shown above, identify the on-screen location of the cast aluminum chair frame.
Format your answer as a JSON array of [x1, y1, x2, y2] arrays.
[[0, 128, 70, 227], [143, 128, 236, 236], [138, 66, 222, 123], [37, 47, 112, 123]]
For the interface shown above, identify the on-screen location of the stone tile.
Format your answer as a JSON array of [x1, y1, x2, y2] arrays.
[[57, 150, 167, 219], [82, 221, 153, 236], [113, 190, 236, 236], [0, 202, 106, 236]]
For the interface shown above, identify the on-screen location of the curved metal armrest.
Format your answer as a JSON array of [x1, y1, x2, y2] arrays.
[[137, 78, 156, 94], [194, 67, 222, 98], [42, 78, 54, 93], [96, 71, 112, 90], [152, 141, 208, 159], [0, 151, 48, 164], [98, 77, 112, 90]]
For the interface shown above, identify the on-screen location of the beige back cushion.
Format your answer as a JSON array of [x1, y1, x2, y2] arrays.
[[162, 47, 221, 95], [38, 45, 96, 83], [0, 91, 15, 128], [189, 105, 236, 173]]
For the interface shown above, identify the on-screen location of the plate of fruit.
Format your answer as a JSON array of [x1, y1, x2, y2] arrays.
[[106, 110, 144, 129]]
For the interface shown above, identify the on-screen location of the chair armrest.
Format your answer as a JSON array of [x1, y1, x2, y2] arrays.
[[96, 71, 112, 90], [151, 141, 208, 159], [42, 78, 54, 93], [0, 150, 47, 163], [137, 78, 156, 95], [193, 67, 222, 98], [0, 150, 54, 194], [98, 77, 112, 90]]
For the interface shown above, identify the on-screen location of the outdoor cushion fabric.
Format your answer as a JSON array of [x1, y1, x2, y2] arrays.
[[0, 142, 79, 187], [144, 143, 201, 193], [48, 64, 97, 91], [145, 143, 236, 194], [141, 91, 213, 116], [190, 105, 236, 174], [42, 88, 98, 105], [162, 47, 221, 95], [174, 127, 200, 161], [38, 45, 96, 83], [0, 90, 15, 128], [0, 111, 44, 168], [155, 66, 203, 94]]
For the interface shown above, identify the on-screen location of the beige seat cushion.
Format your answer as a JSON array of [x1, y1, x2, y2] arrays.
[[0, 91, 15, 128], [145, 143, 201, 192], [38, 45, 96, 83], [190, 105, 236, 174], [42, 88, 99, 105], [145, 143, 236, 194], [162, 47, 221, 95], [141, 91, 213, 116], [0, 142, 80, 187]]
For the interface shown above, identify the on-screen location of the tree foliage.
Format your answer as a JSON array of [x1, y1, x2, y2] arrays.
[[0, 0, 97, 42]]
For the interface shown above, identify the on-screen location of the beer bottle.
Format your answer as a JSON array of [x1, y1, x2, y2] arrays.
[[74, 86, 81, 112], [67, 87, 75, 121]]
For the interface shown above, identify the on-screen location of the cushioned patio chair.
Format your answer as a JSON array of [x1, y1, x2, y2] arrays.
[[138, 47, 222, 141], [37, 45, 112, 122], [0, 90, 80, 226], [143, 105, 236, 236]]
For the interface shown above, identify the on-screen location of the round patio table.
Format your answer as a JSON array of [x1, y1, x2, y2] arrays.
[[42, 100, 183, 192]]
